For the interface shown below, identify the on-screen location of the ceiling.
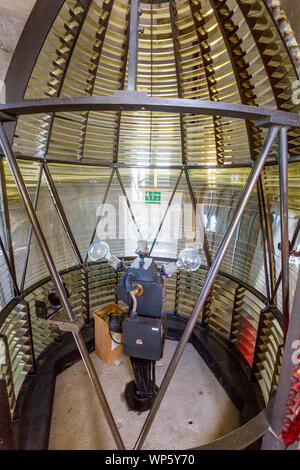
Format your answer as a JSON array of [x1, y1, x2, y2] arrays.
[[8, 0, 300, 171]]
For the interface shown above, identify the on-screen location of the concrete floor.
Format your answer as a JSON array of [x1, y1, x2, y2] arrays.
[[49, 340, 239, 450]]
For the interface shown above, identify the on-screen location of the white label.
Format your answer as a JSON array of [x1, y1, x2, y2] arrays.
[[152, 328, 159, 331], [111, 333, 121, 351]]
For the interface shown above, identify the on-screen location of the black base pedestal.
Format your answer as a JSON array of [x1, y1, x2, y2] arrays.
[[124, 380, 158, 412]]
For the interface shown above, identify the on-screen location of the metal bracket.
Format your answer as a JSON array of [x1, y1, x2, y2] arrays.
[[48, 312, 85, 333]]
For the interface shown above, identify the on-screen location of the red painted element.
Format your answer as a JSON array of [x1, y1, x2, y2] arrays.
[[281, 367, 300, 448], [236, 315, 257, 366]]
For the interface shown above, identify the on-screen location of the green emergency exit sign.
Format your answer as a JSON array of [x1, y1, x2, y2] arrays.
[[145, 191, 161, 204]]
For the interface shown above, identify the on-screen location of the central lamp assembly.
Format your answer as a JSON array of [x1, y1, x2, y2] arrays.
[[88, 239, 202, 411]]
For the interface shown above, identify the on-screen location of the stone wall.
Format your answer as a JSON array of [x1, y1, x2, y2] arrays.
[[0, 0, 36, 99]]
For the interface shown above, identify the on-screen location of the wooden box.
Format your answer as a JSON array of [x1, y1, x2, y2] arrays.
[[93, 303, 125, 365]]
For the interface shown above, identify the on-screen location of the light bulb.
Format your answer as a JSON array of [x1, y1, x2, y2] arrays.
[[88, 240, 110, 262], [176, 248, 201, 272]]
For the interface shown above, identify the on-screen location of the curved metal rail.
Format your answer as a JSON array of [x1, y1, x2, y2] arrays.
[[191, 405, 272, 450], [0, 92, 300, 128]]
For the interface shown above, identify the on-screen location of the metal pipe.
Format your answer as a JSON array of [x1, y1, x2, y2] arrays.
[[0, 122, 125, 450], [134, 125, 280, 450], [11, 152, 300, 170], [1, 95, 300, 128], [127, 0, 140, 91], [278, 127, 290, 342], [149, 170, 183, 255]]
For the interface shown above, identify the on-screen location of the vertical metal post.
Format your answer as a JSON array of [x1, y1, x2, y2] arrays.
[[134, 125, 280, 450], [278, 127, 289, 341], [0, 122, 125, 450], [127, 0, 140, 91]]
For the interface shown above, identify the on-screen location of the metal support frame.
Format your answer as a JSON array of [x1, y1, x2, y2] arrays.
[[0, 39, 299, 445], [134, 125, 280, 450], [0, 122, 125, 450], [1, 93, 300, 127], [127, 0, 140, 91], [149, 170, 183, 255], [10, 153, 300, 170], [278, 127, 290, 342]]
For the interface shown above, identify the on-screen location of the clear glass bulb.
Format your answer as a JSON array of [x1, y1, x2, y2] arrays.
[[176, 248, 201, 272], [88, 240, 110, 262]]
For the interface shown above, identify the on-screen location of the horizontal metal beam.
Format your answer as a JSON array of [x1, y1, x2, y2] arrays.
[[1, 91, 300, 128], [12, 154, 300, 170]]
